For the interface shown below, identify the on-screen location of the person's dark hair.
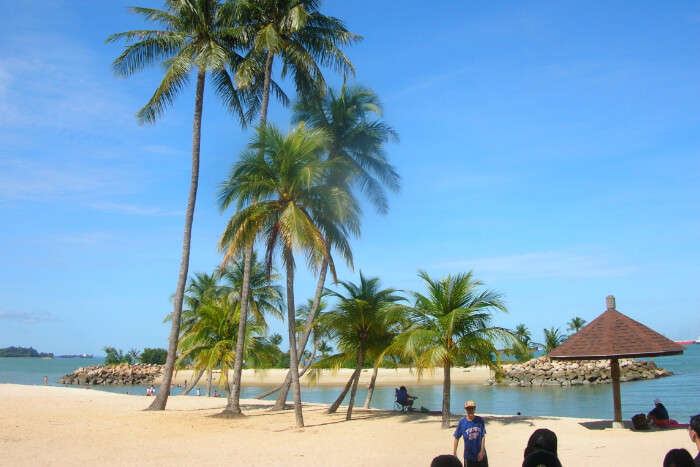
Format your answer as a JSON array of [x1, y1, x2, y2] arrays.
[[430, 454, 463, 467], [524, 428, 558, 458], [663, 448, 694, 467], [690, 414, 700, 436], [522, 450, 562, 467], [400, 385, 406, 391]]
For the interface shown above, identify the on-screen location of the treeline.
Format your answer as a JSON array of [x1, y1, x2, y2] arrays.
[[103, 347, 167, 365], [0, 346, 53, 358]]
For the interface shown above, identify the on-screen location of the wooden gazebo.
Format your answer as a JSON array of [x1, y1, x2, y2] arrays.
[[549, 295, 684, 428]]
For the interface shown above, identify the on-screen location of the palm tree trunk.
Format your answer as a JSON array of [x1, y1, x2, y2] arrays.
[[346, 343, 365, 420], [223, 243, 254, 416], [363, 365, 379, 409], [327, 369, 359, 414], [147, 69, 205, 411], [271, 258, 328, 408], [183, 368, 205, 395], [206, 369, 213, 397], [442, 363, 451, 429], [254, 344, 317, 400], [285, 248, 304, 428]]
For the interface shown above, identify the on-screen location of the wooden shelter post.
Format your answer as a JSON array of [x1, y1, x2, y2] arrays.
[[610, 357, 622, 427]]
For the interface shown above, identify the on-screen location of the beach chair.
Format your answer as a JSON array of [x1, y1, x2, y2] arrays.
[[394, 387, 413, 412]]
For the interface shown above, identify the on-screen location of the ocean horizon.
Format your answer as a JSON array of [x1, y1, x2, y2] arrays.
[[2, 345, 698, 422]]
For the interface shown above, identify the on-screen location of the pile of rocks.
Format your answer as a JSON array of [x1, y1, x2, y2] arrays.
[[487, 356, 672, 387], [59, 363, 163, 386]]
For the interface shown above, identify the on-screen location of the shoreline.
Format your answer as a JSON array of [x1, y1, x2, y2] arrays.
[[1, 383, 695, 466], [162, 366, 493, 387]]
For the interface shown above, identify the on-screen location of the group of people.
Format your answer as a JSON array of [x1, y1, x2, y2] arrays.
[[429, 398, 700, 467], [145, 385, 156, 396]]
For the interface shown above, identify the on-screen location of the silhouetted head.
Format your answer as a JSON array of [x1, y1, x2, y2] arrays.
[[689, 414, 700, 440], [663, 448, 694, 467], [524, 428, 558, 458], [522, 450, 562, 467], [431, 454, 463, 467], [400, 386, 406, 391]]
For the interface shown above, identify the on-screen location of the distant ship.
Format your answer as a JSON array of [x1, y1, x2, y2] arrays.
[[56, 353, 94, 358], [675, 338, 699, 345]]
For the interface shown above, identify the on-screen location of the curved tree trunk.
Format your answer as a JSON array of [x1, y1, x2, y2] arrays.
[[254, 343, 317, 400], [223, 52, 274, 416], [206, 369, 213, 397], [271, 258, 328, 408], [346, 343, 365, 420], [183, 368, 205, 395], [327, 368, 360, 414], [284, 248, 304, 427], [363, 365, 379, 409], [442, 363, 451, 429], [147, 69, 205, 411]]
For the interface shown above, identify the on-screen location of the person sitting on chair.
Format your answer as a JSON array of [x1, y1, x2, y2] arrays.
[[396, 386, 416, 411]]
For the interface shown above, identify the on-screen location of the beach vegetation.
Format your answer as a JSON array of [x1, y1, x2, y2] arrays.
[[567, 316, 587, 334], [504, 323, 535, 362], [266, 83, 400, 407], [107, 0, 262, 411], [140, 348, 168, 365], [218, 123, 358, 427], [223, 0, 362, 417], [103, 346, 140, 365], [313, 272, 405, 419], [0, 346, 53, 358], [389, 271, 514, 428], [543, 327, 567, 353]]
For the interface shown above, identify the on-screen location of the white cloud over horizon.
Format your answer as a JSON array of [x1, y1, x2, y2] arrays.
[[0, 311, 58, 324]]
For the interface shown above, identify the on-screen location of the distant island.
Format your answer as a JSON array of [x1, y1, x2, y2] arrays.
[[0, 346, 54, 358]]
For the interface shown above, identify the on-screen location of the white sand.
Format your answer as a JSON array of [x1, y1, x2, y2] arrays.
[[1, 384, 695, 466], [165, 366, 493, 387]]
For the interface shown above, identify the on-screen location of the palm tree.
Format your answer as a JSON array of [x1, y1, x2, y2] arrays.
[[543, 327, 567, 353], [270, 84, 400, 406], [567, 316, 587, 334], [506, 323, 534, 363], [392, 271, 513, 428], [107, 0, 260, 411], [225, 0, 361, 414], [316, 273, 405, 420], [218, 123, 358, 427]]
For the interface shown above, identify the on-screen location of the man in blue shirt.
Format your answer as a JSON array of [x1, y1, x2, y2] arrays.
[[453, 400, 487, 467]]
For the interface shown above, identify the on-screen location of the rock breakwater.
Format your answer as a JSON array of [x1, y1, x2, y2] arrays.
[[487, 356, 672, 386], [59, 363, 163, 385]]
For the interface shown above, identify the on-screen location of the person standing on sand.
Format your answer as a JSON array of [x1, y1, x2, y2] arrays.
[[453, 400, 487, 467], [689, 414, 700, 466], [43, 376, 48, 385]]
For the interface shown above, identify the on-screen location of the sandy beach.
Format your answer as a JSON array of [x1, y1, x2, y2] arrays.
[[1, 384, 695, 466], [164, 366, 493, 387]]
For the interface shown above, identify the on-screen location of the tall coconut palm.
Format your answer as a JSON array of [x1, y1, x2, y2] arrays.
[[270, 84, 400, 407], [224, 0, 361, 415], [107, 0, 262, 410], [567, 316, 587, 334], [316, 273, 404, 420], [392, 271, 513, 428], [505, 323, 534, 363], [218, 123, 358, 427]]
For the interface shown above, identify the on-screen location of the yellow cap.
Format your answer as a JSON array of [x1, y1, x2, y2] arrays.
[[465, 400, 476, 407]]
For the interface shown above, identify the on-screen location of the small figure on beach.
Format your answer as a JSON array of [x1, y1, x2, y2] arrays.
[[453, 400, 487, 467], [431, 454, 463, 467], [43, 376, 48, 385], [689, 414, 700, 465], [196, 387, 201, 396], [396, 386, 416, 411], [648, 398, 670, 426], [663, 448, 694, 467], [522, 428, 561, 467]]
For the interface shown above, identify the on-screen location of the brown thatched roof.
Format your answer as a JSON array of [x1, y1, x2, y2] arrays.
[[549, 295, 684, 360]]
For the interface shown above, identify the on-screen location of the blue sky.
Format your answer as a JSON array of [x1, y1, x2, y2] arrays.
[[1, 1, 699, 354]]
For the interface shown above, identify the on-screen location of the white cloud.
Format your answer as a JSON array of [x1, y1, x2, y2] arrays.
[[434, 251, 635, 279], [0, 311, 57, 324], [88, 202, 181, 216]]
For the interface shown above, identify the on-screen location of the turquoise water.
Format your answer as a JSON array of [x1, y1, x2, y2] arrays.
[[2, 345, 698, 421]]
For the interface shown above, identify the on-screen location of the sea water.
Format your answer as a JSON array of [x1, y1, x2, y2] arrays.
[[1, 345, 698, 421]]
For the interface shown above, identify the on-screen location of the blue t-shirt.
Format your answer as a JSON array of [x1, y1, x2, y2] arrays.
[[453, 415, 486, 461]]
